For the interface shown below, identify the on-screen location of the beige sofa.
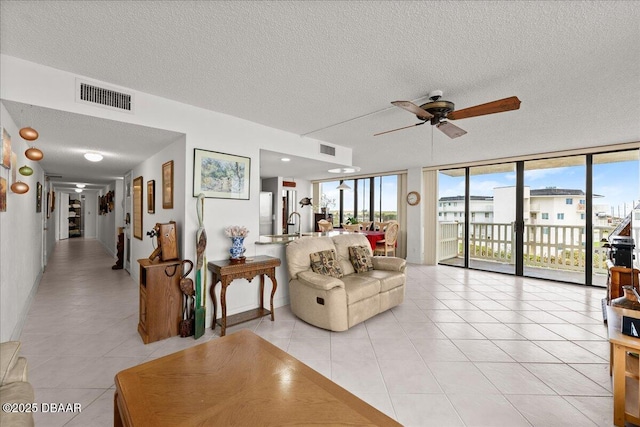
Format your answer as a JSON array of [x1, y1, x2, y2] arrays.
[[0, 341, 34, 427], [285, 233, 406, 331]]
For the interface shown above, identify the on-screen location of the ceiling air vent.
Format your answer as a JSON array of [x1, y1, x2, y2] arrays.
[[76, 79, 134, 113], [320, 144, 336, 156]]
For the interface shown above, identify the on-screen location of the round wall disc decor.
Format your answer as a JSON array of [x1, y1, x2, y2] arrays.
[[11, 181, 29, 194], [19, 127, 39, 141], [19, 165, 34, 176], [25, 147, 44, 161]]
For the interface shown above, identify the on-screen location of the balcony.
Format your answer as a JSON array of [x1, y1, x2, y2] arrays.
[[438, 221, 614, 286]]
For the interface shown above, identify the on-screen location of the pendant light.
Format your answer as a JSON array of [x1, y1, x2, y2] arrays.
[[18, 165, 34, 176], [337, 181, 351, 191], [25, 147, 44, 161], [10, 181, 29, 194]]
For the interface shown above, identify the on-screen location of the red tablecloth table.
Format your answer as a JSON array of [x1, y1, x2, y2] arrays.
[[361, 231, 386, 251]]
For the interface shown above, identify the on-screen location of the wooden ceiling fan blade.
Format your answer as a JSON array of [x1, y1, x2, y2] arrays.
[[374, 121, 426, 136], [436, 121, 467, 139], [447, 96, 521, 120], [391, 101, 434, 120]]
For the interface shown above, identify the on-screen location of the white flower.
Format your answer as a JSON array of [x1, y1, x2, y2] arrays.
[[224, 225, 249, 237]]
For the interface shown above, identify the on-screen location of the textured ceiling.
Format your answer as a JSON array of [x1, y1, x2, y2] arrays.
[[1, 1, 639, 186]]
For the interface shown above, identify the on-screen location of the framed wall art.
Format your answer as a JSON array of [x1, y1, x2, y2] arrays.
[[133, 176, 143, 240], [162, 160, 173, 209], [0, 177, 6, 212], [1, 128, 11, 169], [147, 180, 155, 214], [193, 149, 250, 200], [36, 181, 42, 213]]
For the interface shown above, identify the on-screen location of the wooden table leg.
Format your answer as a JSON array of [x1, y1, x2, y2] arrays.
[[220, 279, 228, 336], [114, 391, 124, 427], [259, 274, 265, 311], [612, 343, 626, 426], [210, 274, 218, 330], [268, 268, 277, 321]]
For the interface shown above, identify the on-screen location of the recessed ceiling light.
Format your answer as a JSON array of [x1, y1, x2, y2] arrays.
[[281, 158, 291, 162], [76, 184, 86, 188], [75, 188, 83, 193], [84, 152, 103, 162], [328, 166, 361, 174]]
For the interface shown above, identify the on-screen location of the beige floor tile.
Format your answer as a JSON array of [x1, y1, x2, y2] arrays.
[[507, 395, 598, 426], [390, 394, 464, 427], [472, 323, 526, 340], [378, 358, 443, 394], [447, 393, 532, 427], [451, 340, 514, 362], [474, 362, 555, 395], [412, 338, 470, 362], [532, 340, 608, 364], [492, 340, 561, 363], [427, 361, 500, 394], [522, 363, 611, 396], [435, 322, 487, 340]]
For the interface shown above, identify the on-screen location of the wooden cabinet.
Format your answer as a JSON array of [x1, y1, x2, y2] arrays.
[[137, 259, 182, 344]]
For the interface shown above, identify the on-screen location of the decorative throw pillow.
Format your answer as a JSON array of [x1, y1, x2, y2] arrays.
[[310, 249, 344, 278], [349, 245, 374, 273]]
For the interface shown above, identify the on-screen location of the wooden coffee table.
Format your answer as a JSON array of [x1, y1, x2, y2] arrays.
[[114, 330, 400, 426]]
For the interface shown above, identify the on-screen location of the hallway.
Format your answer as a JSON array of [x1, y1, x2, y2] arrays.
[[20, 238, 614, 426]]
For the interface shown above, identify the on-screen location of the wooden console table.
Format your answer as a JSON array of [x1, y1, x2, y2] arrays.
[[606, 305, 640, 426], [208, 256, 281, 336], [114, 330, 400, 426]]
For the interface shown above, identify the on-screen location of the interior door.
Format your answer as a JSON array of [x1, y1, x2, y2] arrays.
[[59, 192, 69, 240]]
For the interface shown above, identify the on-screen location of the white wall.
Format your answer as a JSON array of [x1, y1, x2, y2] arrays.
[[83, 192, 97, 239], [406, 168, 423, 263], [0, 103, 45, 341], [0, 54, 352, 329]]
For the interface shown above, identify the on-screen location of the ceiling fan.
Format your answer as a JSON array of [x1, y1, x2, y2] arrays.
[[375, 90, 521, 139]]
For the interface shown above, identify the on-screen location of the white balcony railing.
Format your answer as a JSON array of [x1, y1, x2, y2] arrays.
[[438, 221, 614, 274]]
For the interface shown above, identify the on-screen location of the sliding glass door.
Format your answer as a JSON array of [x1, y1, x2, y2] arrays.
[[437, 148, 639, 286], [523, 156, 586, 285], [468, 164, 517, 274]]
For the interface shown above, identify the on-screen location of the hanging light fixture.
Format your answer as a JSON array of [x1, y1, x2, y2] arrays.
[[75, 188, 83, 193], [19, 127, 39, 141], [25, 147, 44, 161], [337, 181, 351, 191], [18, 165, 34, 176], [10, 181, 29, 194]]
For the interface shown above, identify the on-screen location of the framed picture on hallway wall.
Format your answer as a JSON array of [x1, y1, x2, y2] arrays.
[[162, 160, 173, 209], [1, 128, 11, 169], [133, 176, 143, 240], [193, 149, 250, 200], [147, 180, 155, 214]]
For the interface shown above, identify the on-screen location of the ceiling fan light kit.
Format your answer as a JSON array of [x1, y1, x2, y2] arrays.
[[377, 91, 521, 139]]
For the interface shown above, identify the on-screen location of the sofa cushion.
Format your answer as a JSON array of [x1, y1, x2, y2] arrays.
[[310, 249, 344, 278], [348, 245, 374, 273], [331, 234, 373, 276], [341, 274, 381, 304], [286, 236, 336, 279], [360, 269, 405, 293]]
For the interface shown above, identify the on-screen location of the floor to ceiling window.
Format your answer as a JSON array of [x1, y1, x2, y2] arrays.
[[523, 156, 586, 285], [437, 168, 466, 267], [436, 147, 639, 287], [592, 150, 640, 286], [468, 163, 517, 274], [319, 175, 399, 228]]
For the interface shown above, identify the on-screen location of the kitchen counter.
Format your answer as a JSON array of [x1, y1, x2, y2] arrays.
[[255, 230, 351, 245]]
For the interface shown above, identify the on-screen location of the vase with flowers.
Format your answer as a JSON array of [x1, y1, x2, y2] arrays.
[[225, 225, 249, 262]]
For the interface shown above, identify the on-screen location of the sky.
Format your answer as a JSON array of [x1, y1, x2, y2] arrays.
[[439, 160, 639, 217]]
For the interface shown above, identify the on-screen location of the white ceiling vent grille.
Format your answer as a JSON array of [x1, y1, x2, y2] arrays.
[[76, 79, 134, 113], [320, 144, 336, 156]]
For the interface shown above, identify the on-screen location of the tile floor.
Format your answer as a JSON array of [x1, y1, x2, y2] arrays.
[[19, 238, 620, 426]]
